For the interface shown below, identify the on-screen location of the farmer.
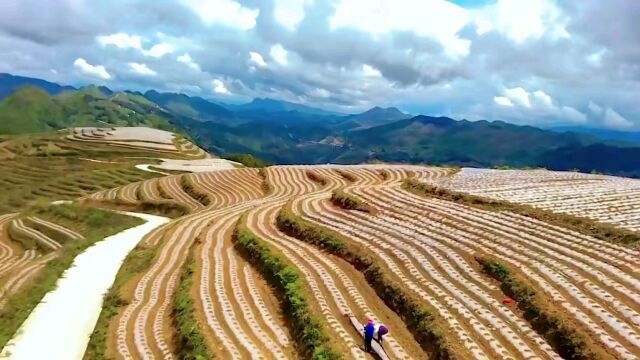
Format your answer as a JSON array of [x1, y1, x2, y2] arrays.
[[363, 318, 375, 353], [377, 324, 389, 345]]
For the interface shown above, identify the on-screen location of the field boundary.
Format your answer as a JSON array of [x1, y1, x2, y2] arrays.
[[276, 203, 461, 359], [233, 215, 341, 359], [403, 179, 640, 247]]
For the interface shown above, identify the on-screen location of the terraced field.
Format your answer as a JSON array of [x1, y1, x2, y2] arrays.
[[72, 162, 638, 360], [2, 128, 639, 359], [435, 168, 640, 232]]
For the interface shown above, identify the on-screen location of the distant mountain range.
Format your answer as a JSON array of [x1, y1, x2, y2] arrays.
[[2, 72, 640, 177]]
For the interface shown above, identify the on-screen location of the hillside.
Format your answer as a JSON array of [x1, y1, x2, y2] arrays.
[[0, 86, 177, 134], [0, 73, 76, 99], [2, 74, 640, 177]]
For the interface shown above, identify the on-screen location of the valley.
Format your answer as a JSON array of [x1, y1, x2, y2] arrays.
[[0, 127, 638, 359]]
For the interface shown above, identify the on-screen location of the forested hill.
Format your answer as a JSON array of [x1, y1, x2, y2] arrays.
[[2, 73, 640, 177]]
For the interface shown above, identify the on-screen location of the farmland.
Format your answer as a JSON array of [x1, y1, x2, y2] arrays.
[[1, 128, 639, 359]]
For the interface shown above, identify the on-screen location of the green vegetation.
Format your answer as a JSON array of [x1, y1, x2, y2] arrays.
[[223, 153, 268, 168], [0, 131, 172, 214], [330, 189, 374, 214], [233, 216, 341, 360], [180, 175, 212, 206], [174, 254, 212, 360], [335, 169, 357, 182], [0, 204, 143, 349], [476, 256, 611, 360], [257, 168, 273, 196], [84, 244, 160, 359], [276, 205, 459, 359], [306, 170, 328, 186], [0, 86, 177, 135], [403, 179, 640, 247], [81, 198, 190, 219]]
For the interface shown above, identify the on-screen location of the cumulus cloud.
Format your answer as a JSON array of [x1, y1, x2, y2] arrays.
[[129, 62, 157, 76], [270, 44, 288, 65], [274, 0, 312, 31], [603, 108, 633, 129], [362, 64, 381, 77], [212, 79, 230, 94], [177, 53, 200, 70], [144, 43, 174, 58], [179, 0, 258, 30], [0, 1, 638, 128], [330, 0, 471, 58], [73, 58, 111, 80], [493, 86, 586, 123], [494, 96, 513, 107], [249, 52, 267, 67], [502, 87, 531, 107], [97, 33, 142, 49]]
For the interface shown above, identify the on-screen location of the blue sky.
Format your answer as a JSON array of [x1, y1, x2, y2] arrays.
[[0, 0, 638, 130]]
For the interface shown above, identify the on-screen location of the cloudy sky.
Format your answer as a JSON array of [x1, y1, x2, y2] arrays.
[[0, 0, 638, 129]]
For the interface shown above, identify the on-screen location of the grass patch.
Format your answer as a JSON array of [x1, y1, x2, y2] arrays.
[[180, 175, 211, 206], [0, 204, 143, 350], [173, 252, 212, 359], [258, 168, 272, 196], [80, 198, 190, 218], [330, 189, 376, 214], [233, 216, 341, 359], [223, 153, 268, 168], [276, 204, 460, 359], [306, 170, 328, 186], [403, 179, 640, 247], [476, 256, 612, 360], [335, 169, 356, 183], [84, 245, 159, 359]]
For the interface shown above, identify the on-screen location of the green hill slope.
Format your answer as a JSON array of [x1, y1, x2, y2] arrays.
[[0, 86, 177, 135]]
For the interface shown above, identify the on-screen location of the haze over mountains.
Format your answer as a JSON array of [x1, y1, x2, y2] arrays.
[[2, 72, 640, 177]]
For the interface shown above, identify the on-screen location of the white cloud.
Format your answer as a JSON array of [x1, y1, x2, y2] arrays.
[[532, 90, 552, 107], [330, 0, 471, 58], [96, 32, 142, 49], [560, 106, 587, 123], [179, 0, 258, 30], [603, 108, 633, 129], [73, 58, 111, 80], [177, 53, 201, 71], [249, 51, 267, 67], [588, 101, 603, 115], [144, 43, 174, 58], [274, 0, 312, 31], [128, 62, 157, 76], [494, 96, 514, 107], [473, 0, 569, 43], [309, 88, 330, 98], [503, 87, 531, 107], [270, 44, 288, 65], [212, 79, 230, 94], [362, 64, 381, 77], [494, 86, 586, 123]]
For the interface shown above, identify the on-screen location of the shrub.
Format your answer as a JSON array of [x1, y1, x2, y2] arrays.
[[335, 169, 357, 182], [258, 168, 273, 196], [223, 153, 268, 168], [476, 256, 607, 360], [276, 205, 457, 359], [174, 256, 211, 359], [233, 217, 341, 360], [330, 190, 375, 214], [180, 175, 211, 206], [306, 170, 328, 186]]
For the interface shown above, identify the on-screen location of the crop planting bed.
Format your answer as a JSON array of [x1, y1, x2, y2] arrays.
[[3, 161, 640, 359], [435, 168, 640, 232]]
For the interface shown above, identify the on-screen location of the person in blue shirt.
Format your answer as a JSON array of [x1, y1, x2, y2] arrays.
[[363, 318, 375, 353]]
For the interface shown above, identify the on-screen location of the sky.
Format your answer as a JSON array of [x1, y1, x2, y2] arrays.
[[0, 0, 638, 130]]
